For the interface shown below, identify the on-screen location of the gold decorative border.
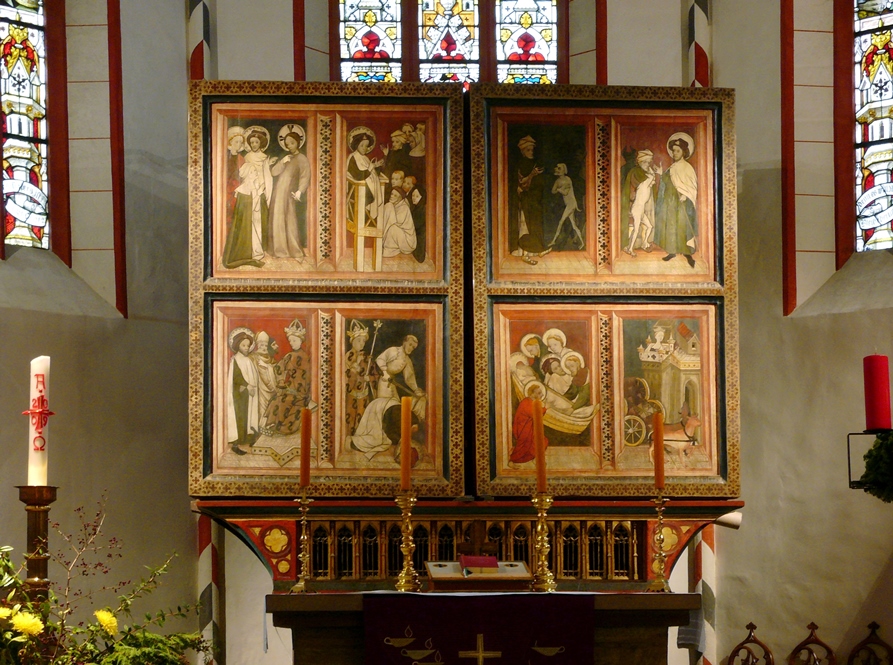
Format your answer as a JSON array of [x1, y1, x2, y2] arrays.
[[187, 81, 465, 497], [470, 84, 739, 498]]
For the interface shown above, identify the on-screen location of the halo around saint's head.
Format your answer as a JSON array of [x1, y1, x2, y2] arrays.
[[520, 333, 542, 357], [347, 125, 377, 152], [278, 123, 306, 151], [542, 328, 567, 349], [228, 326, 255, 353], [244, 125, 271, 151], [666, 132, 695, 159]]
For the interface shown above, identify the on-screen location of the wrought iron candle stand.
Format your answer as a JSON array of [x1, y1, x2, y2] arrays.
[[647, 490, 671, 592], [17, 485, 58, 601], [291, 491, 313, 593], [530, 492, 557, 592], [394, 490, 421, 592]]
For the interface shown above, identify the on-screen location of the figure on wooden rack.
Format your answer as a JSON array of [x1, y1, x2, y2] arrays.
[[268, 124, 311, 260], [227, 327, 260, 455], [223, 126, 273, 269], [263, 318, 313, 436], [347, 126, 386, 230]]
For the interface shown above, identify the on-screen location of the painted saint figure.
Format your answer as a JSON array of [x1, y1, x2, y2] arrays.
[[250, 330, 278, 429], [263, 319, 312, 436], [223, 126, 273, 269], [656, 133, 698, 267], [401, 174, 427, 263], [510, 135, 550, 265], [510, 381, 548, 464], [381, 184, 417, 257], [268, 124, 311, 260], [226, 327, 260, 455], [344, 319, 376, 437], [346, 126, 386, 230], [623, 149, 662, 257]]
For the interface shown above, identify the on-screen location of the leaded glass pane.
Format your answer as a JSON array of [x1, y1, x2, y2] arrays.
[[495, 0, 558, 85], [854, 0, 893, 251], [1, 1, 49, 250], [339, 0, 402, 82], [418, 0, 480, 83]]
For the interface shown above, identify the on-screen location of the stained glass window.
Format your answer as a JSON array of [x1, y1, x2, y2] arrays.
[[495, 0, 558, 84], [418, 0, 480, 84], [338, 0, 402, 83], [1, 0, 49, 250]]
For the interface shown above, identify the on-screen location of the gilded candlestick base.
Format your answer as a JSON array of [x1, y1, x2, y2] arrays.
[[16, 485, 58, 601], [647, 491, 671, 593], [291, 492, 313, 594], [531, 492, 557, 593], [394, 490, 421, 592]]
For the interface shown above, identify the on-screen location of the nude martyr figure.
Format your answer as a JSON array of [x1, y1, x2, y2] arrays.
[[549, 163, 585, 249]]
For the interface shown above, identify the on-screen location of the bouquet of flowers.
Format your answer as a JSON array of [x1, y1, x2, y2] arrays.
[[0, 500, 209, 664]]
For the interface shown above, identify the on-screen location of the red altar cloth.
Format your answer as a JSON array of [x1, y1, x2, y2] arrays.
[[363, 592, 594, 664]]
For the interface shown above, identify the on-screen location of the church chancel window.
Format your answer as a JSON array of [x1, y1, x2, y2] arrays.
[[855, 1, 893, 251], [495, 0, 558, 84], [419, 0, 480, 83], [0, 1, 49, 250], [338, 0, 402, 82]]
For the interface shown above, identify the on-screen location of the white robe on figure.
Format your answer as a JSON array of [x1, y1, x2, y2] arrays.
[[349, 396, 400, 460], [381, 199, 416, 257], [226, 353, 260, 445]]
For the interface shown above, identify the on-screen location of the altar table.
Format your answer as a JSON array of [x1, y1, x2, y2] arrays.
[[266, 591, 700, 665]]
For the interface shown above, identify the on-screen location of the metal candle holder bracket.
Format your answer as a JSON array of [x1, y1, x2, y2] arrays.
[[291, 491, 313, 593], [531, 492, 557, 592], [16, 485, 58, 601], [647, 490, 670, 592], [394, 490, 421, 592]]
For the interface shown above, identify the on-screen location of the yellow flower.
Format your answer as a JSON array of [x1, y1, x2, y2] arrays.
[[94, 609, 118, 636], [11, 611, 44, 636], [0, 607, 12, 619]]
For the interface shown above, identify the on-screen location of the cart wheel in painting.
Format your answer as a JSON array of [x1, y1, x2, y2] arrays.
[[624, 415, 647, 446]]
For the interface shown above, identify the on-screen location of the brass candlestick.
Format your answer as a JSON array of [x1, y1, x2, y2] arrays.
[[647, 490, 670, 592], [291, 491, 313, 593], [394, 490, 421, 592], [531, 492, 557, 592], [17, 485, 58, 601]]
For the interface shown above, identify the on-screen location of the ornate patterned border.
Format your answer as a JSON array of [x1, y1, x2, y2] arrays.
[[469, 84, 739, 498], [187, 81, 465, 497]]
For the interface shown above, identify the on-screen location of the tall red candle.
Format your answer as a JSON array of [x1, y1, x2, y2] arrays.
[[864, 355, 892, 432], [400, 396, 412, 490], [300, 408, 311, 488], [533, 399, 547, 493], [652, 412, 665, 490]]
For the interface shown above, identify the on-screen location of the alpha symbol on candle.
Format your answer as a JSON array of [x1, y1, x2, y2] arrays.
[[34, 374, 46, 393]]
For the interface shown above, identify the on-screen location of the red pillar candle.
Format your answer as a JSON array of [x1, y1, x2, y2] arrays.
[[653, 412, 665, 490], [400, 396, 412, 490], [864, 354, 892, 432], [533, 399, 547, 493], [300, 408, 311, 488]]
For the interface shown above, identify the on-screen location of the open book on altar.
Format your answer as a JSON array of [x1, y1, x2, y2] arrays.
[[424, 560, 532, 592]]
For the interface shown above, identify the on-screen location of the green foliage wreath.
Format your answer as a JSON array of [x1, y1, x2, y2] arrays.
[[861, 430, 893, 503]]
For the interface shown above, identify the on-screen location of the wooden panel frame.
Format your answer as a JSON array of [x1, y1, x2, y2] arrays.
[[187, 81, 465, 497], [470, 84, 739, 498]]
